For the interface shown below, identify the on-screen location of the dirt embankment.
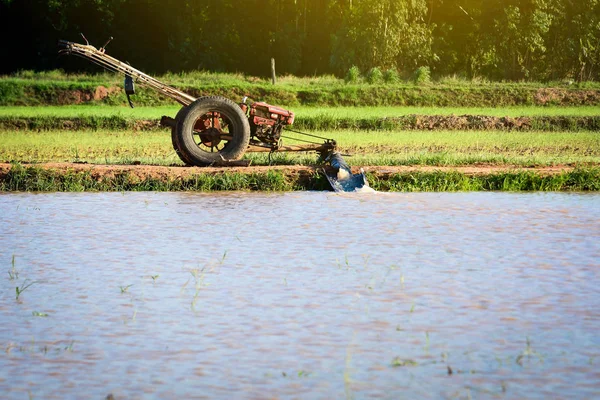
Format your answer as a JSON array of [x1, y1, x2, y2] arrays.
[[395, 115, 600, 131], [44, 86, 122, 105], [54, 87, 600, 107], [2, 115, 599, 132], [0, 117, 160, 131], [534, 88, 600, 105]]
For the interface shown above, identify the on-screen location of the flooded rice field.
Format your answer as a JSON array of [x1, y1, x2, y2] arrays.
[[0, 191, 599, 399]]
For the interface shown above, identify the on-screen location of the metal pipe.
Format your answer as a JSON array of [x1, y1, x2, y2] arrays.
[[248, 143, 335, 153]]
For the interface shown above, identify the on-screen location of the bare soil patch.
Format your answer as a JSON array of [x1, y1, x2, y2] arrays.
[[535, 88, 600, 105]]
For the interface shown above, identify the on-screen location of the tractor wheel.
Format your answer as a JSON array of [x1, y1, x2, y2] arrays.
[[171, 105, 195, 166], [174, 96, 250, 166]]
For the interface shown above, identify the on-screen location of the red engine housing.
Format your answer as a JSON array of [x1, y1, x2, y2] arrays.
[[248, 102, 295, 126], [240, 101, 295, 147]]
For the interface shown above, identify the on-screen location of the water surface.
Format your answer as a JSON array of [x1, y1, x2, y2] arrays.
[[0, 192, 599, 399]]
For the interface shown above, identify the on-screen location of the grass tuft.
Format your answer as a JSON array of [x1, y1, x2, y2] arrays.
[[15, 279, 36, 301], [391, 357, 418, 367]]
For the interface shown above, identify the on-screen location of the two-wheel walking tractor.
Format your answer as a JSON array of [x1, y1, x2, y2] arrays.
[[59, 38, 336, 167]]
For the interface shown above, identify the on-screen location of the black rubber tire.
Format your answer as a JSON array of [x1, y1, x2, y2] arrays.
[[174, 96, 250, 166], [171, 105, 195, 166]]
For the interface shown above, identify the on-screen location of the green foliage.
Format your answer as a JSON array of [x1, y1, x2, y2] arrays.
[[345, 66, 361, 84], [384, 69, 400, 84], [414, 66, 431, 85], [0, 80, 26, 105], [331, 0, 434, 74], [366, 68, 384, 84]]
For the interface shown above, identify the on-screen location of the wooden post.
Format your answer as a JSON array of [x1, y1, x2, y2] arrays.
[[271, 58, 277, 85]]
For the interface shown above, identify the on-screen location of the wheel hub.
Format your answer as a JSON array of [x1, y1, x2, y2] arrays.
[[194, 113, 224, 147], [199, 127, 223, 147]]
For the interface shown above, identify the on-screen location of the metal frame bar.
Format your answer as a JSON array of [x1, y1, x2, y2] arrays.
[[249, 143, 335, 153]]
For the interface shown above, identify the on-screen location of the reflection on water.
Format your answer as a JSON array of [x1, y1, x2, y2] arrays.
[[0, 191, 599, 399]]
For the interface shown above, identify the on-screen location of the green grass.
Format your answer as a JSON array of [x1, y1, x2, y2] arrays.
[[266, 129, 600, 167], [2, 105, 600, 119], [2, 106, 600, 133], [321, 129, 600, 160], [0, 105, 180, 119], [2, 162, 599, 192], [292, 106, 600, 118], [7, 70, 121, 84], [1, 163, 300, 192], [368, 168, 600, 192], [2, 129, 598, 167], [0, 129, 181, 165]]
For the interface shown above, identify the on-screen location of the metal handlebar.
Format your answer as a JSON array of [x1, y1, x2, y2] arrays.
[[58, 39, 196, 107]]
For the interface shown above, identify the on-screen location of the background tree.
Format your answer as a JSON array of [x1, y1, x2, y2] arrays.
[[330, 0, 434, 75], [0, 0, 598, 81], [545, 0, 600, 81]]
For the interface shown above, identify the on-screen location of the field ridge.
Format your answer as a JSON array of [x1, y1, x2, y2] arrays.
[[3, 79, 600, 107]]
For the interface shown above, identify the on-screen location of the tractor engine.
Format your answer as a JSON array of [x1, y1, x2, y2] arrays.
[[240, 101, 295, 148]]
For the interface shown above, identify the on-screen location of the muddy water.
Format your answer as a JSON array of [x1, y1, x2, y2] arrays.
[[0, 192, 599, 399]]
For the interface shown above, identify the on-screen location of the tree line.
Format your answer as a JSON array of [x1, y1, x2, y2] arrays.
[[1, 0, 599, 81]]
